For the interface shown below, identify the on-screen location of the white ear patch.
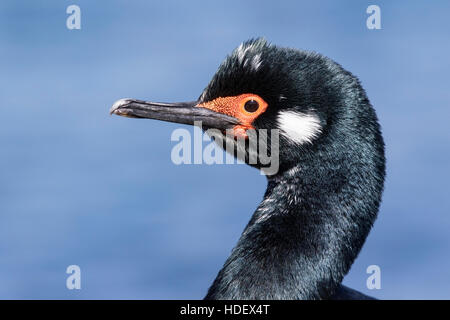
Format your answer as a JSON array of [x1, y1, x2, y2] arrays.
[[277, 110, 322, 145]]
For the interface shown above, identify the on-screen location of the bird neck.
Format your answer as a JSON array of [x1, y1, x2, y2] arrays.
[[205, 153, 383, 299]]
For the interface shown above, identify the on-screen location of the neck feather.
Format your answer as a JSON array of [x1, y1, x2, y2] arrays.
[[205, 144, 384, 299]]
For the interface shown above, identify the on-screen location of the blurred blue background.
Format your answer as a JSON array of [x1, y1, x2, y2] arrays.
[[0, 0, 449, 299]]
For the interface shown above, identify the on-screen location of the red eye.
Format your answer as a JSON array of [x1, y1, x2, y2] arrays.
[[243, 99, 259, 113]]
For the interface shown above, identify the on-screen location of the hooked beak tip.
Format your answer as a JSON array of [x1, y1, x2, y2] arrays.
[[110, 98, 133, 116]]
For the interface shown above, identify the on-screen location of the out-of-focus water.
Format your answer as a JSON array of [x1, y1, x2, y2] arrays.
[[0, 0, 449, 299]]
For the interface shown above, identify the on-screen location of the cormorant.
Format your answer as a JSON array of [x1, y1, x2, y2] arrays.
[[110, 38, 385, 300]]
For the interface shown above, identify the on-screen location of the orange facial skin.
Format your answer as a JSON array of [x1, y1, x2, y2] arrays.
[[197, 93, 268, 138]]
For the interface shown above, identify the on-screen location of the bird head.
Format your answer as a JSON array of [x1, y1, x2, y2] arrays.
[[111, 38, 383, 176]]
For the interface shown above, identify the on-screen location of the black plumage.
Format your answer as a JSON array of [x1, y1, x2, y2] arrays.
[[111, 38, 386, 300], [202, 39, 385, 299]]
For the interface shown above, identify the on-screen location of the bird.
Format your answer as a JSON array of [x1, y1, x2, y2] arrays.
[[110, 38, 386, 300]]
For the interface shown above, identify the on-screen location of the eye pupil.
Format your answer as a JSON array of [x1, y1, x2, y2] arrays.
[[244, 99, 259, 113]]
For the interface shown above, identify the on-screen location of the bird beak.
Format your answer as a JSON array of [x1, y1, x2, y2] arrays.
[[110, 98, 239, 130]]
